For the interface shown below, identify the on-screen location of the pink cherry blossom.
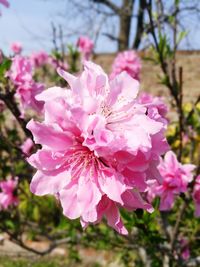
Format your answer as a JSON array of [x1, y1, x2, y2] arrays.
[[180, 237, 190, 261], [110, 50, 141, 81], [30, 51, 49, 68], [10, 42, 22, 54], [138, 92, 168, 119], [8, 55, 44, 113], [27, 61, 168, 234], [192, 175, 200, 217], [0, 177, 18, 210], [8, 55, 33, 86], [16, 82, 44, 113], [0, 0, 9, 7], [20, 138, 34, 156], [48, 56, 69, 71], [77, 36, 94, 60], [156, 151, 195, 210]]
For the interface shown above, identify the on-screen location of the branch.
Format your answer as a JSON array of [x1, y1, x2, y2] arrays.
[[92, 0, 120, 14]]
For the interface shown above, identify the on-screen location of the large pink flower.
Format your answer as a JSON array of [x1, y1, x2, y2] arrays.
[[155, 151, 195, 210], [27, 61, 168, 234], [110, 50, 141, 81], [77, 36, 94, 60], [192, 175, 200, 217], [0, 177, 18, 210]]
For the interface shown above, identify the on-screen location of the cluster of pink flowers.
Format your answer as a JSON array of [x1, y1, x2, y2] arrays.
[[7, 55, 44, 114], [0, 0, 9, 15], [77, 36, 94, 60], [30, 51, 49, 68], [10, 42, 22, 54], [110, 50, 141, 81], [147, 151, 195, 210], [27, 61, 169, 234], [0, 177, 18, 210], [192, 175, 200, 217]]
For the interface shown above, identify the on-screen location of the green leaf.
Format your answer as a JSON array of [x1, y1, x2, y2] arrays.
[[0, 58, 12, 77]]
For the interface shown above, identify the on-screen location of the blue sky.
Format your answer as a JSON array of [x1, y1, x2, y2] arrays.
[[0, 0, 200, 55], [0, 0, 118, 55]]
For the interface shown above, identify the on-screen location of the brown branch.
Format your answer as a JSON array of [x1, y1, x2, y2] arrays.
[[92, 0, 120, 14]]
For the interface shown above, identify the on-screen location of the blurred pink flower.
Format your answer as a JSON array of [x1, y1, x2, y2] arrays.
[[77, 36, 94, 60], [0, 0, 9, 7], [8, 55, 44, 113], [192, 175, 200, 217], [0, 0, 9, 15], [156, 151, 195, 210], [27, 61, 168, 234], [16, 82, 44, 113], [8, 55, 33, 86], [30, 51, 49, 68], [110, 50, 141, 81], [180, 237, 190, 261], [20, 138, 34, 156], [10, 42, 22, 54], [48, 56, 68, 71], [0, 177, 18, 210]]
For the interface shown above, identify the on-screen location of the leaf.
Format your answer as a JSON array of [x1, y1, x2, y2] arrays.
[[0, 58, 12, 77], [176, 31, 188, 46]]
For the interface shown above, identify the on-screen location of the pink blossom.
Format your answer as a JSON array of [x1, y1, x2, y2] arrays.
[[138, 92, 168, 119], [48, 56, 68, 71], [156, 151, 195, 210], [77, 36, 94, 60], [0, 177, 18, 210], [20, 138, 34, 156], [0, 0, 9, 7], [8, 55, 33, 86], [192, 175, 200, 217], [30, 51, 49, 68], [110, 50, 141, 81], [180, 237, 190, 261], [27, 61, 168, 234], [16, 82, 44, 113], [8, 55, 44, 113], [10, 42, 22, 54]]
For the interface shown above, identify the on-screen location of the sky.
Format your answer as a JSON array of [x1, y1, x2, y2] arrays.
[[0, 0, 200, 56], [0, 0, 118, 55]]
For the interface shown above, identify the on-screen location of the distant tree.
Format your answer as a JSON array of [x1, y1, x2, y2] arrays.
[[46, 0, 200, 51]]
